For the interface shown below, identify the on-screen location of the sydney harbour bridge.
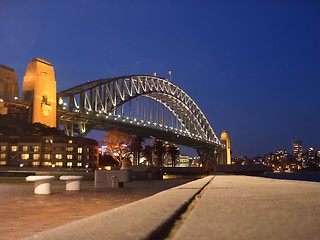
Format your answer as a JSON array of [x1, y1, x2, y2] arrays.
[[57, 75, 225, 162], [1, 58, 228, 164]]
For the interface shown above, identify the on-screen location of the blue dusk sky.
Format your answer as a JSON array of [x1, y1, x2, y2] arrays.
[[1, 0, 319, 157]]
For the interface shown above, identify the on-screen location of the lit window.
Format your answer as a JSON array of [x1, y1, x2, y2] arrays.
[[21, 154, 29, 160], [68, 140, 73, 144], [0, 153, 6, 159], [45, 139, 53, 144], [55, 162, 63, 167], [42, 162, 52, 167], [33, 154, 40, 160], [78, 147, 83, 154], [67, 162, 73, 167], [22, 146, 28, 152], [55, 154, 63, 160], [78, 155, 82, 160], [0, 145, 6, 151], [32, 162, 40, 166], [33, 146, 40, 152], [44, 154, 51, 160], [67, 154, 73, 160], [0, 161, 7, 165], [77, 162, 82, 167], [11, 146, 17, 152], [66, 147, 74, 152]]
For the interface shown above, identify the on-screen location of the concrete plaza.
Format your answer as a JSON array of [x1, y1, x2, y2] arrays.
[[1, 175, 319, 240], [0, 177, 194, 239]]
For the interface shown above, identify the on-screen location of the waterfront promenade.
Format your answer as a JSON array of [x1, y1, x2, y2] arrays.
[[1, 175, 319, 240], [0, 177, 194, 240]]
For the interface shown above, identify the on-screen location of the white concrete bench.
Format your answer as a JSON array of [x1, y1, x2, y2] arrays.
[[26, 175, 55, 194], [60, 175, 83, 191]]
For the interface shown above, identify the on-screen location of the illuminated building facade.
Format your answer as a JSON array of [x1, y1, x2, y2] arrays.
[[0, 64, 19, 101], [0, 135, 99, 169], [293, 140, 303, 160], [307, 147, 316, 161], [275, 150, 288, 160], [0, 64, 19, 115]]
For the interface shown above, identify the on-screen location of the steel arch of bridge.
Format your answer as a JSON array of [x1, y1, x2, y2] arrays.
[[57, 75, 220, 148]]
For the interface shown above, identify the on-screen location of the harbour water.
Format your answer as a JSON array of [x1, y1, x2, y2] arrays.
[[264, 171, 320, 182]]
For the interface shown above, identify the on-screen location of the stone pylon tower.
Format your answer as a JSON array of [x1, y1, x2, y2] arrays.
[[22, 58, 56, 127], [220, 131, 231, 165], [0, 64, 19, 115]]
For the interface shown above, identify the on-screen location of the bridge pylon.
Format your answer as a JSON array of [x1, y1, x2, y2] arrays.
[[22, 58, 57, 127]]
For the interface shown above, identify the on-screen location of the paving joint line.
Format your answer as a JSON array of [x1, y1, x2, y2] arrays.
[[153, 176, 215, 240]]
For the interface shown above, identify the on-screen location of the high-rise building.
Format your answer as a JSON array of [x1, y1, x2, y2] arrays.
[[293, 140, 303, 160], [307, 147, 316, 161]]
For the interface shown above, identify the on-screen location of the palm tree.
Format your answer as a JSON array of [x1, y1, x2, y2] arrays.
[[129, 136, 144, 165], [167, 145, 180, 167], [153, 139, 166, 167], [142, 145, 153, 165]]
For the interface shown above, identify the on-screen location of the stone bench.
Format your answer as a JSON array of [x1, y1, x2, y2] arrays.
[[60, 175, 83, 191], [26, 175, 55, 194], [94, 170, 132, 188]]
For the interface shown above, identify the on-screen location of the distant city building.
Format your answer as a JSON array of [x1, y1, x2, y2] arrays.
[[293, 140, 303, 160], [219, 131, 231, 164], [0, 135, 98, 169], [307, 147, 316, 161], [177, 155, 191, 167], [263, 153, 275, 163], [275, 150, 288, 160]]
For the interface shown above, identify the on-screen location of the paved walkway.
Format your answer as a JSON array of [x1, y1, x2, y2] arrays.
[[0, 177, 194, 240], [23, 175, 320, 240], [173, 175, 320, 240]]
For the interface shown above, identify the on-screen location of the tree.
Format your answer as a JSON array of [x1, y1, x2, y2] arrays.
[[142, 145, 153, 165], [99, 154, 119, 167], [129, 136, 144, 165], [167, 145, 180, 167], [153, 139, 166, 167], [102, 130, 133, 170]]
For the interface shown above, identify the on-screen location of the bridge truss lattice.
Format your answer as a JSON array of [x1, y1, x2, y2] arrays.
[[57, 75, 220, 148]]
